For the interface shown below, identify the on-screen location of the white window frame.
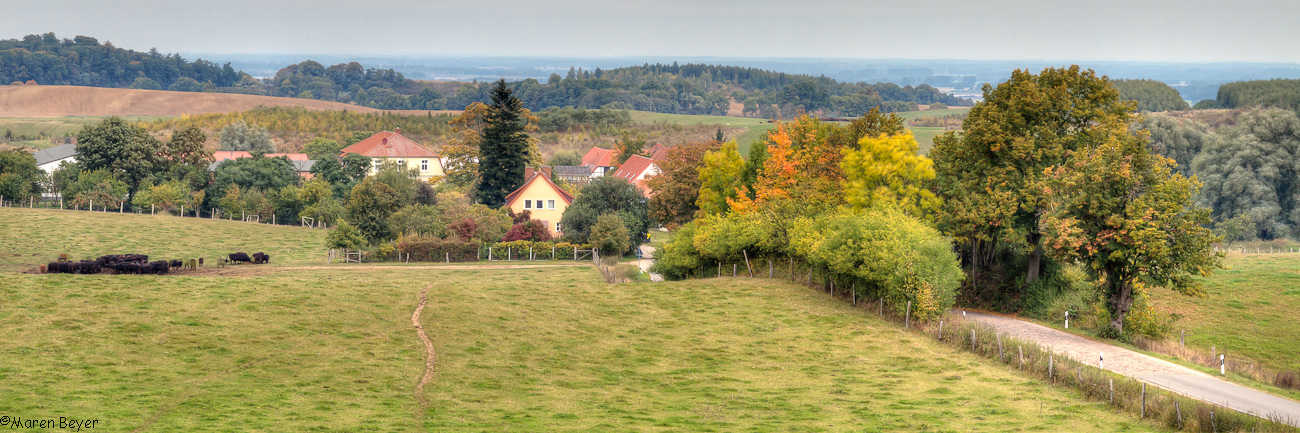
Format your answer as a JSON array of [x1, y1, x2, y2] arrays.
[[524, 200, 532, 209], [555, 222, 562, 232], [420, 160, 428, 171], [396, 159, 405, 166], [547, 200, 555, 209]]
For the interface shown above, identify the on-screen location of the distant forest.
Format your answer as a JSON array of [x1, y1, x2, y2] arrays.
[[1, 33, 969, 117], [1196, 79, 1300, 111], [1111, 79, 1189, 112]]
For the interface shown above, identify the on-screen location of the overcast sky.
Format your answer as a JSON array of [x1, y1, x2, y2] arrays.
[[9, 0, 1300, 63]]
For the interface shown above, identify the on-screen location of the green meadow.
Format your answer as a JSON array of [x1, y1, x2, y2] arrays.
[[0, 208, 1159, 431]]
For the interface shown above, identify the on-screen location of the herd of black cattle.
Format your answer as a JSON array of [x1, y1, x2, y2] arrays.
[[43, 252, 270, 275]]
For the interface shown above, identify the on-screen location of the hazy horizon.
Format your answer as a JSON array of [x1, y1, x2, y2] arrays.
[[10, 0, 1300, 63]]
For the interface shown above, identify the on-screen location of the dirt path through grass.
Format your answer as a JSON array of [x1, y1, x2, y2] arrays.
[[965, 311, 1300, 426], [412, 284, 436, 412]]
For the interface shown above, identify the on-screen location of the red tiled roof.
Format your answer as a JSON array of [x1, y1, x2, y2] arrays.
[[581, 146, 614, 167], [647, 144, 674, 161], [212, 151, 309, 161], [504, 168, 575, 208], [339, 131, 439, 158], [611, 155, 657, 181]]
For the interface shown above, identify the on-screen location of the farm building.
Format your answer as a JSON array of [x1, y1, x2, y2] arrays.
[[580, 146, 615, 177], [339, 129, 444, 181], [33, 143, 77, 174]]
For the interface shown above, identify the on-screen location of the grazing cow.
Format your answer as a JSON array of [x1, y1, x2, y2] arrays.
[[252, 252, 269, 264], [77, 261, 101, 274], [39, 264, 46, 274], [217, 258, 227, 268], [46, 262, 62, 273], [58, 253, 68, 263], [185, 259, 197, 270], [228, 252, 252, 264], [198, 257, 204, 267], [149, 261, 169, 275], [170, 260, 183, 269]]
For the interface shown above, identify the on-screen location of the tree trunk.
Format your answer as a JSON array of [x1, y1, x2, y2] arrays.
[[1024, 233, 1044, 286], [1108, 273, 1134, 335]]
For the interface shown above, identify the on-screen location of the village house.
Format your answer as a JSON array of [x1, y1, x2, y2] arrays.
[[338, 128, 444, 180], [609, 154, 661, 196], [33, 143, 77, 174], [504, 167, 575, 237], [580, 146, 615, 178]]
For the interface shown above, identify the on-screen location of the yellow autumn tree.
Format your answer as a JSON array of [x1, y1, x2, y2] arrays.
[[840, 131, 941, 218], [696, 140, 746, 215]]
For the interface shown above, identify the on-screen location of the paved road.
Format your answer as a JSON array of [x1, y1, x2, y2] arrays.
[[637, 245, 663, 282], [964, 311, 1300, 427]]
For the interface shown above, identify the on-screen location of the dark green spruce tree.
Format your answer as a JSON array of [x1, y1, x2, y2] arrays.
[[476, 79, 530, 208]]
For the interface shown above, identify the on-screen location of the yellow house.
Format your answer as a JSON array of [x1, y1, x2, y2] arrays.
[[504, 167, 575, 237], [339, 128, 445, 181]]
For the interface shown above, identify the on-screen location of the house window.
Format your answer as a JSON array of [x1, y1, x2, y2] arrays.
[[555, 222, 562, 232], [524, 200, 532, 209], [396, 159, 405, 166], [547, 200, 555, 209], [420, 160, 428, 171]]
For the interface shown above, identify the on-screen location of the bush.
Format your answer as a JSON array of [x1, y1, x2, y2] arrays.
[[325, 220, 367, 250], [396, 234, 483, 262], [589, 214, 631, 256]]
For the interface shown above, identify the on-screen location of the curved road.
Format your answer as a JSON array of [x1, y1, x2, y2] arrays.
[[964, 311, 1300, 427]]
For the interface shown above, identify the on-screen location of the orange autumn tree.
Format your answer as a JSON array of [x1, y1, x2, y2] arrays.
[[729, 115, 846, 216]]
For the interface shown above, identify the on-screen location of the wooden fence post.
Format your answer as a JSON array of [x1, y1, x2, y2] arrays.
[[768, 259, 772, 278], [997, 334, 1004, 361], [489, 247, 493, 261], [446, 252, 450, 263], [743, 250, 753, 277], [905, 301, 911, 329], [733, 263, 737, 277], [1049, 356, 1054, 382], [938, 321, 943, 339], [1141, 382, 1146, 418], [1019, 346, 1024, 370], [1175, 401, 1182, 427], [879, 297, 884, 317], [1109, 378, 1114, 404], [971, 329, 976, 352]]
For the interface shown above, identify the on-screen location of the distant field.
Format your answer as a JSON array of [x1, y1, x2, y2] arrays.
[[0, 207, 327, 272], [0, 85, 457, 118], [1150, 253, 1300, 371], [897, 107, 971, 121], [0, 207, 1159, 431], [910, 127, 948, 154], [0, 116, 162, 150]]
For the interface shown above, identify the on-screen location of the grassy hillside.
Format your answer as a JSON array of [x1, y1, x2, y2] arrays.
[[0, 208, 1158, 431], [0, 116, 159, 150], [1151, 253, 1300, 371], [0, 207, 327, 272]]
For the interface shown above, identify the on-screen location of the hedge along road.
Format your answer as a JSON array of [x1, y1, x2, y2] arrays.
[[964, 311, 1300, 427]]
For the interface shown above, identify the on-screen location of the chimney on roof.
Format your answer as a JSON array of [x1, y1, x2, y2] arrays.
[[395, 127, 401, 135], [543, 166, 552, 179]]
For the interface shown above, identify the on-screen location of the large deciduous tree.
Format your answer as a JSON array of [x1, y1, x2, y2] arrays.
[[476, 80, 531, 208], [76, 116, 164, 197], [1191, 108, 1300, 240], [1042, 122, 1220, 336], [0, 150, 44, 200], [346, 177, 402, 243], [931, 66, 1134, 289], [560, 176, 649, 249], [840, 131, 940, 218], [648, 140, 720, 228], [219, 120, 274, 152]]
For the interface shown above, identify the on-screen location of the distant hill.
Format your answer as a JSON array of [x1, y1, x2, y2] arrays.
[[0, 85, 456, 117]]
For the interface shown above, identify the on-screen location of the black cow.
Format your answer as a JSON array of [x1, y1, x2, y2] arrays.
[[149, 261, 169, 275], [229, 252, 251, 264], [75, 261, 101, 274], [47, 262, 65, 273], [252, 252, 269, 264], [170, 260, 183, 269], [115, 262, 141, 275]]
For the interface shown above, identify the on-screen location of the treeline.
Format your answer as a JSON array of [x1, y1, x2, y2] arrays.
[[1, 33, 970, 117], [0, 33, 250, 91], [1202, 78, 1300, 111], [1111, 79, 1189, 112]]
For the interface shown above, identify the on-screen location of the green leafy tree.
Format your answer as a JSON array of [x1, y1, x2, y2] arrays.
[[374, 161, 421, 206], [219, 120, 274, 152], [211, 154, 299, 201], [389, 204, 442, 237], [840, 132, 940, 218], [310, 153, 370, 198], [76, 116, 164, 197], [560, 176, 649, 248], [325, 220, 367, 250], [475, 79, 530, 208], [0, 149, 43, 200], [648, 140, 719, 228], [548, 150, 582, 166], [613, 131, 646, 165], [65, 169, 129, 210], [1135, 115, 1208, 176], [1111, 79, 1190, 112], [930, 66, 1134, 288], [303, 137, 342, 160], [696, 141, 746, 215], [589, 214, 631, 256], [1042, 122, 1221, 337], [346, 177, 402, 243], [1191, 108, 1300, 239]]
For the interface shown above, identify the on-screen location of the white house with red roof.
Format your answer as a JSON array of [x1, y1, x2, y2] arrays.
[[504, 167, 575, 236], [339, 128, 444, 180], [609, 154, 660, 196], [580, 146, 615, 178]]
